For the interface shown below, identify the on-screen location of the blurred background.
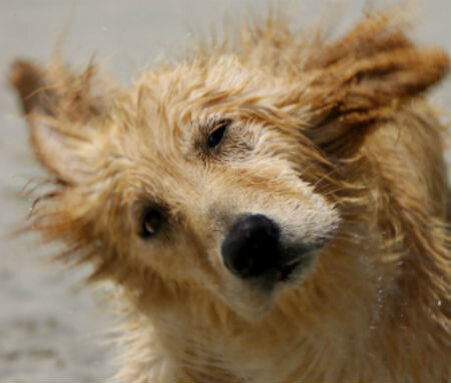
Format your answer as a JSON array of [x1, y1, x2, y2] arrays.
[[1, 1, 450, 381]]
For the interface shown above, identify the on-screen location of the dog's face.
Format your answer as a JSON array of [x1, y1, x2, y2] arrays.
[[11, 18, 448, 319], [107, 58, 340, 319], [122, 58, 340, 318]]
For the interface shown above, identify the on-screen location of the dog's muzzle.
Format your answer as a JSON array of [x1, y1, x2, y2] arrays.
[[221, 214, 313, 284]]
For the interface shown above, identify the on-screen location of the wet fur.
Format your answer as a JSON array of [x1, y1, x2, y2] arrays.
[[10, 8, 451, 383]]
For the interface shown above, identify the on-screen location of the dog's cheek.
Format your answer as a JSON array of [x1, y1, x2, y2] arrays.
[[128, 232, 219, 288]]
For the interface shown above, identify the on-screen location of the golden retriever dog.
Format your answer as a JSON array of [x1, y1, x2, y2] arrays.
[[9, 7, 451, 383]]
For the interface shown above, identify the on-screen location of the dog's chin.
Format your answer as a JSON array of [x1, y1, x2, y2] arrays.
[[220, 286, 276, 321], [228, 293, 276, 321], [220, 262, 309, 321]]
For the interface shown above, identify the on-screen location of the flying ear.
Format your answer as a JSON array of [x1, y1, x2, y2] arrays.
[[295, 11, 450, 155], [9, 59, 106, 184]]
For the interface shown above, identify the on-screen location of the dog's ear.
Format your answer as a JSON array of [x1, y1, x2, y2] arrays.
[[9, 59, 105, 184], [293, 12, 450, 156]]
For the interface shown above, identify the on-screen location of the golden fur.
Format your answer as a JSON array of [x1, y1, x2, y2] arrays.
[[9, 8, 451, 383]]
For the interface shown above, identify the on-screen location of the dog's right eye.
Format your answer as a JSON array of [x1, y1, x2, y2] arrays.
[[139, 208, 164, 238], [207, 119, 230, 149]]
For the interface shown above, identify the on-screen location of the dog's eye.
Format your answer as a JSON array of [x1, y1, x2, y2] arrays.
[[207, 119, 230, 149], [139, 208, 164, 238]]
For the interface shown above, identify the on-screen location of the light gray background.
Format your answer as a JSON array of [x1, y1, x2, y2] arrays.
[[1, 1, 450, 382]]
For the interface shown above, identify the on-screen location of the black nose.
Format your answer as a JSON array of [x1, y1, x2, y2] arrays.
[[221, 214, 280, 279]]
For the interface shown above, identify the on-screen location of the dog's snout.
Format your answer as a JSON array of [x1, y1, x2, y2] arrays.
[[221, 214, 280, 279]]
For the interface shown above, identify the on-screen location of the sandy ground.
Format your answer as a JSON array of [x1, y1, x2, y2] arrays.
[[1, 1, 450, 382]]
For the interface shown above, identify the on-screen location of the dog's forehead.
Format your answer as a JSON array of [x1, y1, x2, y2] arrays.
[[107, 62, 232, 146], [102, 57, 283, 191]]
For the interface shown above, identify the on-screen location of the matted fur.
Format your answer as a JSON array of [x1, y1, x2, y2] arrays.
[[9, 7, 451, 383]]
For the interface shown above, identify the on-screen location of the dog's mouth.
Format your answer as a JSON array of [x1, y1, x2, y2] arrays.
[[245, 248, 316, 294], [277, 258, 303, 283], [216, 251, 316, 321], [221, 213, 323, 288], [217, 213, 333, 319]]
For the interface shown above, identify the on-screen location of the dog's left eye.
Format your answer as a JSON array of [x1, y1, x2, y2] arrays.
[[139, 208, 164, 238], [207, 119, 230, 149]]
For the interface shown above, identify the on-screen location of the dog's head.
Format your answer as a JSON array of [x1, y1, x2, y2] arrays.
[[10, 12, 449, 320]]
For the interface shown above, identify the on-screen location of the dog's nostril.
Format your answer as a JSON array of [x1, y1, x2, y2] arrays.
[[221, 214, 280, 279]]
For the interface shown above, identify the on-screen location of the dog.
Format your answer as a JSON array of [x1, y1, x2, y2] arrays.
[[9, 7, 451, 383]]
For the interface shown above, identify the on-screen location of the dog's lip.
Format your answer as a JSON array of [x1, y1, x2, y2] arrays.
[[273, 241, 321, 283], [249, 253, 311, 292], [276, 259, 302, 282], [228, 238, 331, 292]]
